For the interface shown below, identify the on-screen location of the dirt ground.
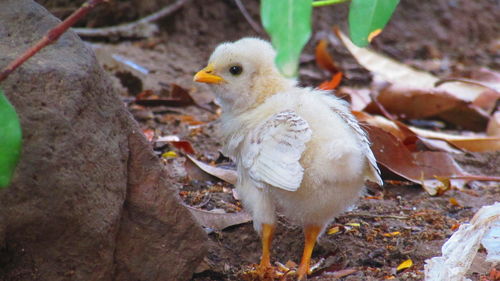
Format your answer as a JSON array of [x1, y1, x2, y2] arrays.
[[40, 0, 500, 280]]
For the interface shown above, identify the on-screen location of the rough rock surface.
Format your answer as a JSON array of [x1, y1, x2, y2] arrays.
[[0, 0, 206, 280]]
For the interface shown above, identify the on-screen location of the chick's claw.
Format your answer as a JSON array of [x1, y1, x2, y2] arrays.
[[241, 264, 292, 281]]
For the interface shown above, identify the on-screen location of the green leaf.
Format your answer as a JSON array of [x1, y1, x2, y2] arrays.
[[348, 0, 399, 47], [261, 0, 313, 77], [0, 89, 22, 188]]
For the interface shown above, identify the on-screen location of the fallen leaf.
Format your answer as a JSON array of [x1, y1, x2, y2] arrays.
[[179, 115, 206, 126], [232, 188, 240, 200], [366, 123, 500, 193], [315, 39, 338, 73], [142, 128, 155, 142], [338, 87, 372, 111], [449, 197, 460, 207], [323, 268, 357, 278], [357, 111, 500, 152], [368, 85, 489, 130], [489, 268, 500, 280], [161, 151, 177, 158], [410, 127, 500, 152], [364, 195, 383, 200], [345, 222, 361, 227], [396, 259, 413, 271], [354, 111, 414, 144], [366, 126, 469, 194], [336, 29, 485, 102], [285, 260, 298, 268], [336, 29, 490, 130], [318, 72, 343, 90], [184, 205, 252, 230], [418, 138, 463, 154], [135, 84, 197, 107], [327, 226, 340, 235], [170, 141, 196, 155], [156, 135, 180, 142], [383, 231, 401, 237], [136, 89, 158, 100], [155, 135, 197, 155], [186, 155, 237, 185], [436, 77, 500, 94], [472, 90, 500, 113], [487, 112, 500, 136]]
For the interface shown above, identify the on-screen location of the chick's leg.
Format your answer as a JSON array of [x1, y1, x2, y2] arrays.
[[297, 225, 321, 280], [259, 223, 275, 270]]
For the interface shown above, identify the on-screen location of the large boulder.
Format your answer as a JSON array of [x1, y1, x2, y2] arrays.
[[0, 0, 206, 280]]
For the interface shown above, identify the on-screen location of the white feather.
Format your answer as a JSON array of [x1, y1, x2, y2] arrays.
[[242, 110, 312, 191]]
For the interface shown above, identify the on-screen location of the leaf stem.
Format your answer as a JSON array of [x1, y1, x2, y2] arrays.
[[0, 0, 108, 83], [312, 0, 350, 7]]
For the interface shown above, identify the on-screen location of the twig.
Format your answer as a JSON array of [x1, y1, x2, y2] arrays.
[[0, 0, 108, 83], [435, 77, 500, 93], [73, 0, 189, 39], [234, 0, 263, 34], [343, 213, 409, 220], [450, 175, 500, 182]]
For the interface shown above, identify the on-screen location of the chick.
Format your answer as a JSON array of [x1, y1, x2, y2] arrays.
[[194, 38, 382, 280]]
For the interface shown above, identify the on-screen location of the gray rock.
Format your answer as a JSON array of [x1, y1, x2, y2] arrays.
[[0, 0, 206, 280]]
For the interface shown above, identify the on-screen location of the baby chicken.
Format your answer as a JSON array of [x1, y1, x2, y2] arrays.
[[194, 38, 382, 280]]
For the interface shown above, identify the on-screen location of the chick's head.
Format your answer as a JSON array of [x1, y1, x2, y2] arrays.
[[194, 38, 293, 112]]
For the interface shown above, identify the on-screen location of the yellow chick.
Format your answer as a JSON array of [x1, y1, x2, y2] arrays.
[[194, 38, 382, 280]]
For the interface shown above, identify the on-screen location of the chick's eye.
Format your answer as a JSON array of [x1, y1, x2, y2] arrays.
[[229, 65, 243, 75]]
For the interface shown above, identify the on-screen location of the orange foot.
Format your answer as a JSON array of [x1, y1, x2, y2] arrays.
[[297, 225, 321, 280]]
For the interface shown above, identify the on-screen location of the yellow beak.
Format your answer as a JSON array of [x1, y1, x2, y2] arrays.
[[193, 64, 224, 84]]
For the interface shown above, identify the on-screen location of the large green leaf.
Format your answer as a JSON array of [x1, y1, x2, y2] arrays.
[[348, 0, 399, 47], [0, 89, 22, 188], [261, 0, 312, 77]]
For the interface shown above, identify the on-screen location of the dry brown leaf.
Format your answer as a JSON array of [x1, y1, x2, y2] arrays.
[[410, 127, 500, 152], [155, 135, 197, 154], [315, 39, 338, 73], [185, 205, 252, 230], [354, 111, 410, 142], [142, 128, 155, 142], [186, 155, 237, 185], [487, 112, 500, 136], [449, 197, 461, 207], [473, 90, 500, 113], [323, 269, 357, 278], [135, 84, 198, 107], [336, 29, 490, 130], [336, 29, 485, 102], [366, 126, 470, 194], [338, 87, 372, 111], [365, 84, 490, 130], [357, 111, 500, 152], [318, 72, 343, 91]]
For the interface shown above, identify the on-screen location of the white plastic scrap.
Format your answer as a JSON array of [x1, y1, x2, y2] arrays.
[[482, 219, 500, 262], [424, 202, 500, 281]]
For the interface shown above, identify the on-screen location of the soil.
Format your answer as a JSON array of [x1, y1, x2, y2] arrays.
[[40, 0, 500, 280]]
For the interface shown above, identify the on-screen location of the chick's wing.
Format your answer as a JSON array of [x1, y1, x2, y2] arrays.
[[242, 110, 312, 191], [332, 107, 383, 185]]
